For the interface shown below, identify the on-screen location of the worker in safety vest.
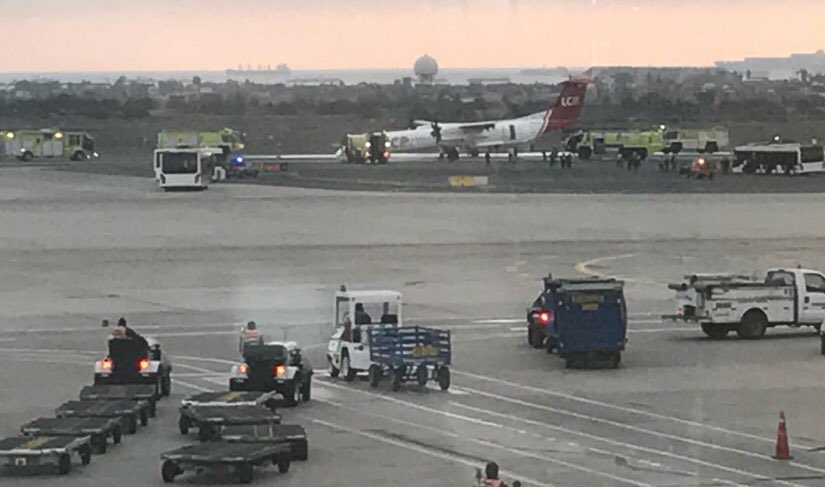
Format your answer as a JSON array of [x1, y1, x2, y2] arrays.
[[239, 320, 263, 355]]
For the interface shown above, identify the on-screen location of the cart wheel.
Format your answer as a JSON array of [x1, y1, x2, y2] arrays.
[[112, 424, 122, 444], [301, 378, 312, 402], [612, 352, 621, 369], [58, 453, 72, 475], [149, 399, 157, 418], [140, 409, 149, 426], [275, 454, 291, 473], [79, 444, 92, 465], [178, 415, 190, 435], [94, 436, 107, 454], [295, 441, 309, 461], [239, 463, 254, 484], [437, 366, 450, 391], [127, 414, 138, 434], [198, 424, 215, 442], [161, 460, 180, 483], [368, 365, 382, 388], [390, 367, 403, 392], [416, 365, 429, 387]]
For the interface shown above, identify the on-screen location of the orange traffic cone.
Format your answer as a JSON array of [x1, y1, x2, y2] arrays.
[[773, 411, 793, 460]]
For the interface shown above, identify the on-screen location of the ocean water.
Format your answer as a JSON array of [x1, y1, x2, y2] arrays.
[[0, 67, 573, 86]]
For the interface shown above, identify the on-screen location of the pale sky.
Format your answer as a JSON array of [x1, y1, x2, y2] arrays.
[[1, 0, 824, 72]]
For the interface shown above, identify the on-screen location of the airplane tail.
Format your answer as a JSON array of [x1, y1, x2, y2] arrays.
[[541, 79, 588, 133]]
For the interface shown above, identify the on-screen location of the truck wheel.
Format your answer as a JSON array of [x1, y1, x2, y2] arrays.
[[161, 460, 180, 483], [198, 424, 215, 442], [389, 367, 403, 392], [737, 310, 767, 339], [58, 453, 72, 475], [701, 324, 729, 339], [161, 374, 171, 397], [22, 151, 33, 162], [437, 366, 450, 391], [341, 354, 357, 382], [368, 365, 382, 387], [527, 326, 543, 349], [72, 151, 86, 161], [416, 365, 429, 387], [178, 415, 191, 435], [577, 146, 592, 159], [328, 357, 340, 378], [301, 378, 311, 401], [238, 463, 254, 484]]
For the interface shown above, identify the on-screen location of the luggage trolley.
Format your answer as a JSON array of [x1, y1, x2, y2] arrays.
[[79, 384, 158, 417], [178, 405, 282, 441], [160, 441, 292, 484], [20, 416, 122, 454], [56, 399, 151, 434], [0, 435, 92, 475], [219, 423, 309, 461]]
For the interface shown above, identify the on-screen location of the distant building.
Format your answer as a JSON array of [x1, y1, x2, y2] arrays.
[[715, 50, 825, 79], [414, 55, 439, 84]]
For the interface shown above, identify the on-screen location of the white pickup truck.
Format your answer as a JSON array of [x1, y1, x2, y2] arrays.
[[664, 268, 825, 340]]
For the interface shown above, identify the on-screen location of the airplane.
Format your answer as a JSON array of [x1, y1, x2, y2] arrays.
[[386, 78, 589, 160]]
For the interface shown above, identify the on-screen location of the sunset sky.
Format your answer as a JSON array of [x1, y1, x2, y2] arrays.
[[1, 0, 824, 72]]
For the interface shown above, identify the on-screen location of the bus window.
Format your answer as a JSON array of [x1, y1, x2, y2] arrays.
[[800, 145, 824, 163], [160, 152, 198, 174], [82, 135, 95, 151]]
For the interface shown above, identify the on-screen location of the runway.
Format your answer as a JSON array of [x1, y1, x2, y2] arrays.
[[2, 167, 825, 485]]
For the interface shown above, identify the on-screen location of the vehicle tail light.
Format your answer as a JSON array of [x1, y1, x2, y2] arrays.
[[100, 358, 112, 371], [138, 358, 150, 372], [538, 310, 553, 325], [383, 151, 389, 158], [238, 363, 249, 375], [274, 364, 286, 377]]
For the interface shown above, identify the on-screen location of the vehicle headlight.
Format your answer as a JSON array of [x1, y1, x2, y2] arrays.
[[93, 152, 99, 158], [365, 142, 371, 148], [5, 132, 13, 139], [384, 141, 391, 148]]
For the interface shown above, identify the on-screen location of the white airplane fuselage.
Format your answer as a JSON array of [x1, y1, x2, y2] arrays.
[[388, 115, 545, 154]]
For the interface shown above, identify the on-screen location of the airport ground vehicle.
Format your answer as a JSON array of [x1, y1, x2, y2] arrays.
[[56, 399, 149, 435], [528, 277, 627, 368], [2, 129, 98, 161], [160, 441, 291, 484], [219, 424, 309, 462], [663, 268, 825, 339], [367, 326, 452, 391], [154, 148, 223, 190], [94, 334, 172, 399], [229, 341, 312, 406], [178, 405, 282, 442], [20, 416, 121, 454], [662, 127, 729, 154], [80, 384, 158, 418], [732, 143, 825, 175], [567, 129, 663, 160], [686, 156, 717, 179], [156, 128, 257, 179], [342, 132, 391, 164], [0, 435, 93, 475]]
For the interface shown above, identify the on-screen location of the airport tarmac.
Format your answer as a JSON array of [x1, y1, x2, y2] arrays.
[[2, 167, 825, 485]]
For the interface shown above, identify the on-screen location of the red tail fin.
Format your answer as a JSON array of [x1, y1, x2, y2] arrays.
[[541, 80, 588, 133]]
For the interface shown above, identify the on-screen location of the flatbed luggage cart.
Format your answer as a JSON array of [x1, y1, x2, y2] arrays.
[[20, 416, 122, 454], [0, 435, 92, 475], [56, 399, 151, 434], [180, 391, 278, 409], [219, 424, 309, 461], [368, 326, 452, 391], [79, 384, 157, 418], [160, 441, 292, 484], [178, 405, 282, 441]]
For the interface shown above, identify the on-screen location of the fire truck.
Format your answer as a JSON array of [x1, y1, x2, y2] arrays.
[[2, 129, 98, 161], [156, 128, 256, 179], [342, 132, 391, 164]]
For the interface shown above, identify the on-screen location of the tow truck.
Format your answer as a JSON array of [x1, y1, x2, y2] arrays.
[[94, 334, 173, 400], [342, 132, 391, 164], [229, 341, 312, 406], [663, 268, 825, 339], [3, 129, 98, 161], [326, 287, 451, 390]]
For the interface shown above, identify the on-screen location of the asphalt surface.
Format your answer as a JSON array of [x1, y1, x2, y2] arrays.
[[2, 167, 825, 485]]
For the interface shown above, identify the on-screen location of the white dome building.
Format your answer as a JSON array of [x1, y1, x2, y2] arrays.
[[414, 55, 439, 84]]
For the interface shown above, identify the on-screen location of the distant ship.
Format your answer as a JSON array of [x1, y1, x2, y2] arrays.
[[226, 64, 292, 83], [520, 67, 569, 76]]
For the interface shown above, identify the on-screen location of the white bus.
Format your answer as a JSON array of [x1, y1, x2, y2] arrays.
[[154, 148, 220, 191], [732, 143, 824, 175]]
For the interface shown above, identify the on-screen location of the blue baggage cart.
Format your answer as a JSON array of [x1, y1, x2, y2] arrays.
[[367, 326, 451, 391]]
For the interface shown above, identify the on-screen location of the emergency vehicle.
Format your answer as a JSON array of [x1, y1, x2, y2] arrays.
[[664, 268, 825, 339], [567, 129, 664, 160], [156, 128, 256, 179], [342, 132, 391, 164], [663, 127, 729, 153], [2, 129, 98, 161]]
